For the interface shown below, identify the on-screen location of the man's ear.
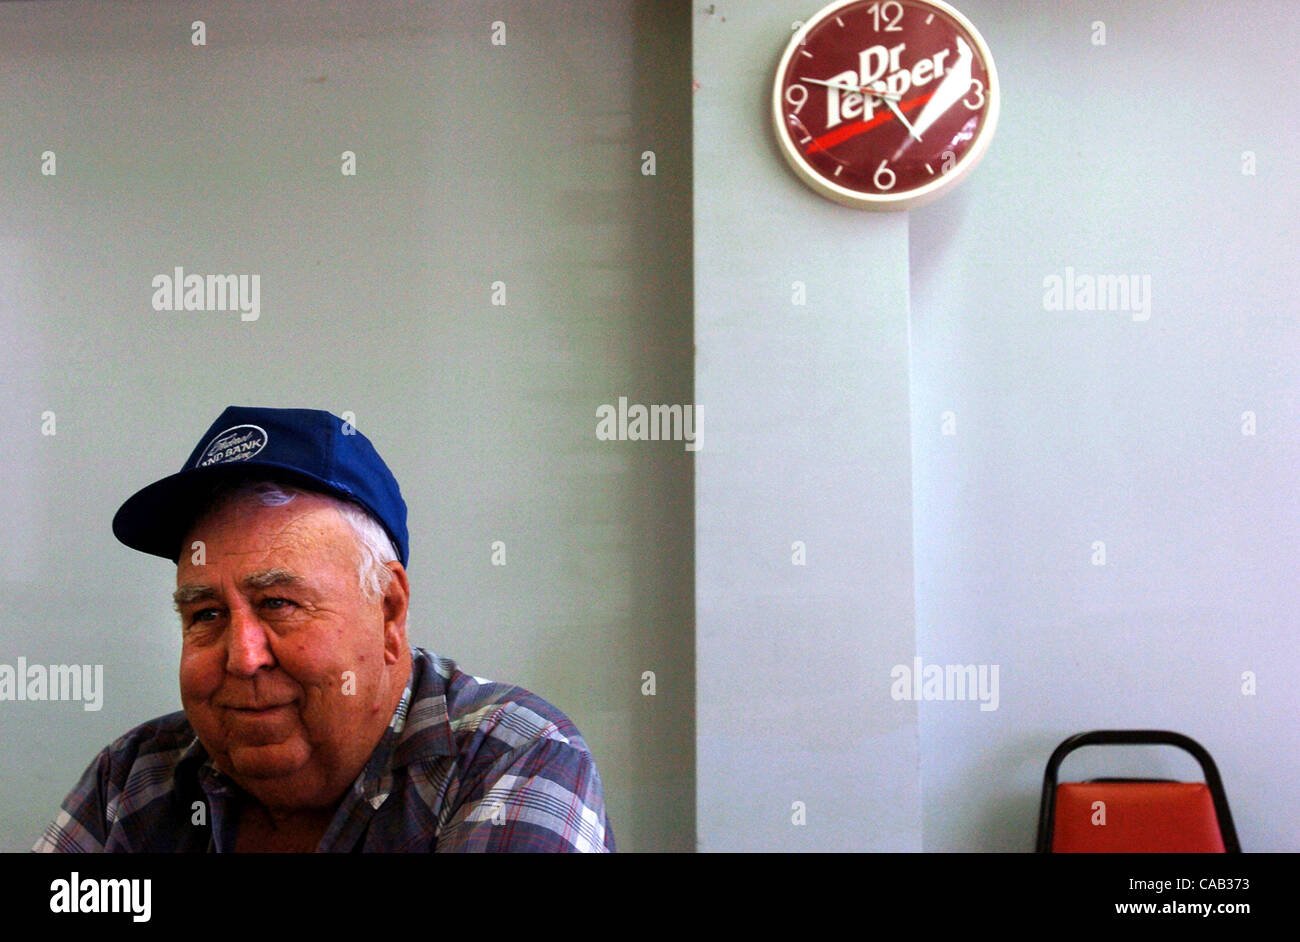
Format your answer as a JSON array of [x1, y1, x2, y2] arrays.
[[380, 561, 409, 663]]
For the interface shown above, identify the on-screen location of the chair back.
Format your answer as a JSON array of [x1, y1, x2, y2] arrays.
[[1036, 731, 1240, 853]]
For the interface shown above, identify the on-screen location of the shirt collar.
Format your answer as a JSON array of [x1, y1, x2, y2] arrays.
[[388, 647, 457, 771]]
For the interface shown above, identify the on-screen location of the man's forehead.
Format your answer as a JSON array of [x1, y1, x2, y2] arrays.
[[183, 496, 354, 559], [176, 503, 360, 595]]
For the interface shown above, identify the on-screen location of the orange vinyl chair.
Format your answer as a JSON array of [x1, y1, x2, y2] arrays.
[[1035, 730, 1241, 853]]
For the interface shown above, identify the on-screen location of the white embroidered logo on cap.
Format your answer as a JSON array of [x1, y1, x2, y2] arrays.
[[196, 424, 268, 467]]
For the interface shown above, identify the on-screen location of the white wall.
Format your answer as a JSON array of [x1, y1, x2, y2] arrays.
[[907, 0, 1298, 851], [0, 0, 693, 852], [694, 0, 1297, 853], [694, 2, 921, 851]]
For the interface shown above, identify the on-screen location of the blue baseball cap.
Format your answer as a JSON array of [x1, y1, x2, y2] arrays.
[[111, 405, 409, 566]]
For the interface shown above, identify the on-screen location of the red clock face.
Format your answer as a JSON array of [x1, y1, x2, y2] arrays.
[[773, 0, 998, 209]]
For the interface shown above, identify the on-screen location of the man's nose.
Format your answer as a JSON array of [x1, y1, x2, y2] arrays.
[[225, 602, 275, 676]]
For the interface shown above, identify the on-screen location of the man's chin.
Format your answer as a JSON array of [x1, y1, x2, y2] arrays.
[[223, 740, 312, 782], [222, 748, 344, 812]]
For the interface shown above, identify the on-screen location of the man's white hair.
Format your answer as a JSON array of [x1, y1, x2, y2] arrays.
[[198, 478, 399, 600]]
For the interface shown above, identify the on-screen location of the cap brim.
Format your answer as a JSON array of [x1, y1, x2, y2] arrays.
[[111, 461, 353, 563]]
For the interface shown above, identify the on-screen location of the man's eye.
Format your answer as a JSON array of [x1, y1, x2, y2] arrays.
[[183, 609, 221, 634], [261, 597, 293, 611]]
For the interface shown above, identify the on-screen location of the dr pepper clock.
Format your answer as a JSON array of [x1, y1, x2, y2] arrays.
[[773, 0, 999, 210]]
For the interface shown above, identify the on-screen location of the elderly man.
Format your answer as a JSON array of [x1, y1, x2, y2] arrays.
[[33, 405, 614, 852]]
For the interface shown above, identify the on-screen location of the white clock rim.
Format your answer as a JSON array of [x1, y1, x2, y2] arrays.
[[772, 0, 1000, 211]]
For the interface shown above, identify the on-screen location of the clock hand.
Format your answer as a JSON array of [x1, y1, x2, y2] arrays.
[[875, 88, 923, 142], [910, 36, 972, 140], [798, 76, 901, 100]]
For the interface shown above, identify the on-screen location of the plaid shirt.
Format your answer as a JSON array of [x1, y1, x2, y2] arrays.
[[32, 647, 614, 852]]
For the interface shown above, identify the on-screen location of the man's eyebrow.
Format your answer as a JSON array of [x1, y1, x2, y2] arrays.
[[173, 584, 216, 609], [172, 570, 305, 609]]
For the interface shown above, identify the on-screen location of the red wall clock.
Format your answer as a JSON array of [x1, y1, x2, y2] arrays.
[[773, 0, 1000, 210]]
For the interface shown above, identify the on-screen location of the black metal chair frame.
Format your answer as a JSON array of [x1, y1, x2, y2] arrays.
[[1035, 729, 1241, 853]]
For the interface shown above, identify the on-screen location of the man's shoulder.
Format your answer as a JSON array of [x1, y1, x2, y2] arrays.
[[33, 710, 199, 852], [403, 648, 615, 852], [83, 710, 201, 799], [409, 647, 592, 758], [119, 709, 195, 740]]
